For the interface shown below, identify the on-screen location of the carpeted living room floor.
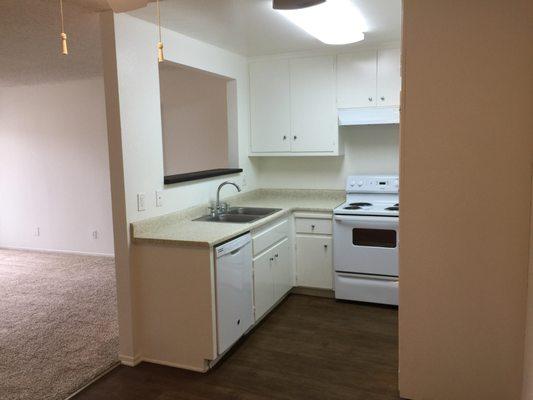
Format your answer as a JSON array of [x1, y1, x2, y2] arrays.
[[0, 249, 119, 400]]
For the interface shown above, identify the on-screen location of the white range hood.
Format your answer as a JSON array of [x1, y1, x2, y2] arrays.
[[338, 106, 400, 126]]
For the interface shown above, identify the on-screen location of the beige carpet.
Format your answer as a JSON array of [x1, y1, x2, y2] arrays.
[[0, 249, 119, 400]]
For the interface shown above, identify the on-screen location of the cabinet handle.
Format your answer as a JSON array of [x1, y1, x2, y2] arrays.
[[368, 97, 373, 102], [270, 257, 274, 262], [324, 244, 328, 249], [275, 253, 279, 258], [293, 135, 297, 140], [380, 96, 385, 101], [311, 224, 315, 230], [283, 135, 287, 140]]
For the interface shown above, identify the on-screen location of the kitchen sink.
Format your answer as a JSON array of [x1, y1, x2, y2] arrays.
[[225, 207, 280, 216], [194, 207, 281, 223]]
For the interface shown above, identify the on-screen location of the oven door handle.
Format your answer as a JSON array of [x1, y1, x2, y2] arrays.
[[334, 215, 399, 225]]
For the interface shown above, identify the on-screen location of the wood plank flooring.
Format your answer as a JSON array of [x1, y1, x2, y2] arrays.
[[73, 295, 399, 400]]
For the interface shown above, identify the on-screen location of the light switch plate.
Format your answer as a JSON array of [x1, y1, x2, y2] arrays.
[[156, 190, 163, 207], [137, 193, 146, 211]]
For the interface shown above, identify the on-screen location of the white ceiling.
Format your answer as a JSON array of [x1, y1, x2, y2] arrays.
[[129, 0, 402, 57]]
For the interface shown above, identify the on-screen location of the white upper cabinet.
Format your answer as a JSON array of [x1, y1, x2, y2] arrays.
[[249, 55, 339, 156], [337, 48, 401, 109], [249, 59, 291, 153], [377, 48, 401, 107], [337, 50, 378, 108], [289, 56, 338, 153]]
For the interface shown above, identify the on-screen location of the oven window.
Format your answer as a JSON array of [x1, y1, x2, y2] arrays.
[[353, 229, 397, 248]]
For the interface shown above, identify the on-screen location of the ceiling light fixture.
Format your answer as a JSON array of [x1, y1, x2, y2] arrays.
[[276, 0, 367, 45], [59, 0, 68, 55], [273, 0, 326, 10]]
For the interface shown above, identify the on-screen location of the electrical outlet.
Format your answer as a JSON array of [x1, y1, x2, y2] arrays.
[[35, 227, 40, 237], [92, 230, 99, 240], [156, 190, 163, 207], [137, 193, 146, 211]]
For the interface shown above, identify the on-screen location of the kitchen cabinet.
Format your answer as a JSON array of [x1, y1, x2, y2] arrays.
[[271, 238, 292, 300], [377, 48, 401, 107], [294, 213, 333, 290], [337, 48, 401, 109], [253, 246, 275, 321], [296, 236, 333, 289], [249, 55, 340, 156], [337, 50, 378, 108], [289, 56, 338, 153], [252, 218, 292, 321], [249, 59, 291, 153]]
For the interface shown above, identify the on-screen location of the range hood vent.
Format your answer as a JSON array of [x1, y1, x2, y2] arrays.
[[338, 107, 400, 126]]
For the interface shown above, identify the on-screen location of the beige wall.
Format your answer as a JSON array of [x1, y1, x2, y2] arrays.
[[399, 1, 533, 399], [159, 62, 230, 176], [523, 179, 533, 399]]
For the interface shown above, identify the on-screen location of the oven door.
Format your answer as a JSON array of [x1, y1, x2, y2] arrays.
[[333, 214, 399, 276]]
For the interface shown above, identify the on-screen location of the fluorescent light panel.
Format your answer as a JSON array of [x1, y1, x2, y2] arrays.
[[277, 0, 367, 45]]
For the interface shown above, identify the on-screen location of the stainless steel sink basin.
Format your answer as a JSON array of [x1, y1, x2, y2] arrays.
[[194, 207, 281, 223], [225, 207, 280, 216]]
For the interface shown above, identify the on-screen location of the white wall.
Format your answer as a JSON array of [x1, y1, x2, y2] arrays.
[[0, 78, 114, 256], [104, 11, 259, 361], [256, 125, 399, 189], [113, 12, 258, 225]]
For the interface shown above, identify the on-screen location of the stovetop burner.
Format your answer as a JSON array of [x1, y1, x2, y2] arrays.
[[349, 202, 372, 207], [386, 206, 399, 211], [344, 205, 362, 210]]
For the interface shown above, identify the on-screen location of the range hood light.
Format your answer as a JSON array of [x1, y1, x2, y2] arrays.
[[277, 0, 367, 45]]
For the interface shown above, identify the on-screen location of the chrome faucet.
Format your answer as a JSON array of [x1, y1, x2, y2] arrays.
[[215, 181, 241, 213]]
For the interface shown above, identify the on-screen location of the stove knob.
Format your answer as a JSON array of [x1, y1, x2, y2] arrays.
[[349, 180, 355, 187], [357, 180, 364, 187]]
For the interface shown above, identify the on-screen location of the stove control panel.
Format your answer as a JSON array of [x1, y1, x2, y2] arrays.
[[347, 175, 399, 193]]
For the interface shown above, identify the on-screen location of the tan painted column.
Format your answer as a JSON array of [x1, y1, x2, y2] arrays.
[[399, 1, 533, 399]]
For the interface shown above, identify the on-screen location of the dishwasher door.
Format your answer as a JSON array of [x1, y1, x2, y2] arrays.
[[215, 233, 253, 355]]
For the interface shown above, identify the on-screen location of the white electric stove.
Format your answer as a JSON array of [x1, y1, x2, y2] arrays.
[[333, 175, 399, 305]]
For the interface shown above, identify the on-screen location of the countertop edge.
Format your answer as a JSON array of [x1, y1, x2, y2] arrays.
[[131, 205, 336, 248]]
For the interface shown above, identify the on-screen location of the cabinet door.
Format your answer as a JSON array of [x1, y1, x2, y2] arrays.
[[271, 238, 292, 302], [290, 56, 338, 153], [377, 48, 401, 107], [337, 50, 377, 108], [253, 249, 275, 321], [250, 59, 291, 153], [295, 236, 333, 289]]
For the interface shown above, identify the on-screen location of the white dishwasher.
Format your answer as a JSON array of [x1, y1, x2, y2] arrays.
[[215, 233, 253, 355]]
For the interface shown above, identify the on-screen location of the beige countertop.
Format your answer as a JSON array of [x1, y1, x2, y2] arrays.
[[131, 189, 345, 248]]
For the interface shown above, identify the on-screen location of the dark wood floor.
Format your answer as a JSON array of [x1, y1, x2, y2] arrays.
[[73, 295, 399, 400]]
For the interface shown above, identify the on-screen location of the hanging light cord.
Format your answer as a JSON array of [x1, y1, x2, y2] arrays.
[[157, 0, 164, 62], [59, 0, 68, 55]]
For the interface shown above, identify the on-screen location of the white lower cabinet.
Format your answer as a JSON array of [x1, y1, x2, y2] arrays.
[[252, 220, 292, 321], [271, 238, 291, 300], [253, 248, 275, 321], [295, 236, 333, 289], [294, 214, 334, 290]]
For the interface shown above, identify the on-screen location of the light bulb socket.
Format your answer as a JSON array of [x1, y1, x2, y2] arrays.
[[61, 32, 68, 55], [157, 41, 164, 63]]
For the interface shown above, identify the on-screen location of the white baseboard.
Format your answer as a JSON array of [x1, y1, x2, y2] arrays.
[[118, 353, 142, 367], [0, 245, 114, 258]]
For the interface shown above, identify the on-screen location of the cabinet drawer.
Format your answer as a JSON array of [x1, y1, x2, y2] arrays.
[[252, 218, 289, 256], [295, 218, 332, 235]]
